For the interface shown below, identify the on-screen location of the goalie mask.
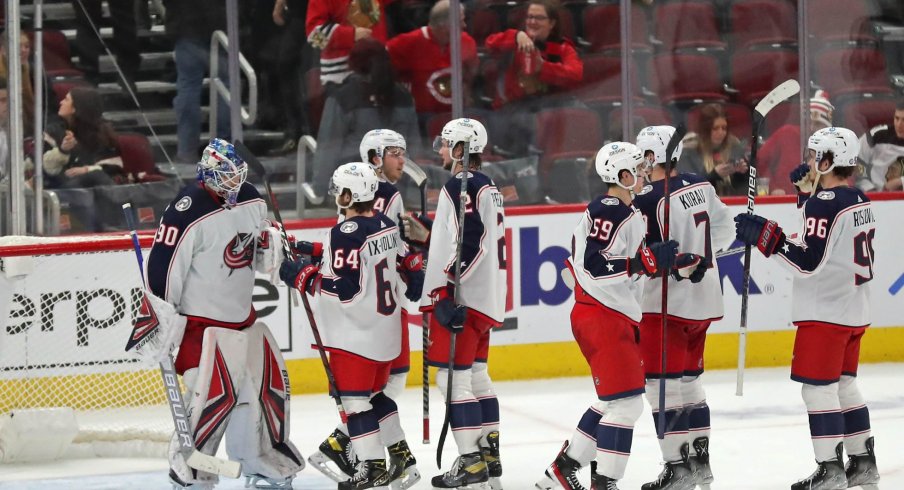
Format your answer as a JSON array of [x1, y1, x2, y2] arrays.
[[807, 127, 859, 175], [433, 118, 488, 164], [329, 162, 379, 209], [636, 125, 683, 171], [595, 142, 644, 191], [197, 138, 248, 208], [359, 129, 407, 167]]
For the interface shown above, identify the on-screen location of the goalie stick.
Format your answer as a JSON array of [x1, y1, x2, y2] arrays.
[[121, 203, 242, 479], [737, 79, 800, 396], [402, 159, 432, 445]]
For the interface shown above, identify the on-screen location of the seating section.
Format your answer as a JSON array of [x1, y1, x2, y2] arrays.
[[814, 47, 892, 97], [838, 97, 898, 135], [729, 0, 797, 49], [653, 1, 726, 51], [730, 49, 799, 106]]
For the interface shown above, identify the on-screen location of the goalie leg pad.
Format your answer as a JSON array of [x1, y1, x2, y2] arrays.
[[225, 323, 305, 480]]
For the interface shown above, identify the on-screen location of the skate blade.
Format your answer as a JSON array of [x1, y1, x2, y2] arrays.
[[432, 482, 490, 490], [534, 473, 556, 490], [306, 452, 350, 483], [243, 474, 293, 489], [698, 485, 711, 490], [855, 485, 879, 490], [489, 476, 502, 489], [390, 466, 422, 490]]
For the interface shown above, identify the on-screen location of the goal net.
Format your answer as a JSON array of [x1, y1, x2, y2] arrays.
[[0, 235, 174, 461]]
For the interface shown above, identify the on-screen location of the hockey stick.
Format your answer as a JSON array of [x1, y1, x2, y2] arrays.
[[436, 139, 472, 468], [298, 281, 348, 422], [121, 204, 242, 479], [737, 79, 800, 396], [656, 124, 686, 440], [233, 140, 299, 308], [403, 159, 432, 445]]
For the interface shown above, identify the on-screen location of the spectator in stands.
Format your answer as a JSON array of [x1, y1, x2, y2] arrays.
[[386, 0, 478, 132], [309, 39, 421, 199], [272, 0, 314, 155], [857, 99, 904, 192], [40, 87, 123, 189], [483, 0, 583, 155], [0, 31, 36, 135], [306, 0, 393, 89], [70, 0, 141, 89], [162, 0, 231, 164], [680, 103, 749, 196], [758, 90, 834, 195]]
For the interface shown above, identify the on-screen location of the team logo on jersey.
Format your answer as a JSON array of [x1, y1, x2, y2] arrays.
[[340, 221, 359, 234], [601, 197, 620, 206], [175, 196, 192, 211], [637, 185, 653, 195], [817, 191, 835, 200], [223, 233, 255, 270]]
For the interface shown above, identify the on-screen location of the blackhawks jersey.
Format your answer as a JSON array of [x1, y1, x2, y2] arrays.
[[315, 213, 404, 361], [420, 171, 507, 324], [773, 186, 876, 327], [633, 173, 736, 321], [147, 183, 267, 327], [567, 195, 647, 323]]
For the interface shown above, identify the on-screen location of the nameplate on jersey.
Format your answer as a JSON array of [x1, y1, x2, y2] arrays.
[[678, 188, 707, 209], [368, 233, 400, 256]]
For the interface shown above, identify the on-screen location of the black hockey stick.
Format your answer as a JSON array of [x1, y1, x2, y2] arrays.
[[233, 140, 299, 307], [437, 140, 472, 469], [121, 204, 242, 478], [403, 159, 432, 445], [737, 80, 800, 396], [656, 124, 686, 440]]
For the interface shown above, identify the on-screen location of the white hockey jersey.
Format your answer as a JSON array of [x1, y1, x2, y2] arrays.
[[147, 183, 267, 327], [773, 186, 875, 327], [314, 213, 403, 362], [633, 174, 736, 321], [567, 195, 647, 323], [420, 171, 507, 324]]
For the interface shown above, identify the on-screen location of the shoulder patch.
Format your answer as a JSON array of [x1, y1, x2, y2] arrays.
[[175, 196, 192, 211], [637, 185, 653, 196], [601, 197, 620, 205], [340, 221, 359, 234], [817, 191, 835, 200]]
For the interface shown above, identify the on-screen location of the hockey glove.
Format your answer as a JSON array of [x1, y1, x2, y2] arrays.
[[672, 253, 710, 283], [734, 214, 785, 257], [292, 240, 324, 264], [790, 163, 814, 194], [399, 212, 433, 248], [399, 252, 425, 301], [629, 240, 679, 277], [430, 285, 466, 333], [279, 256, 321, 294]]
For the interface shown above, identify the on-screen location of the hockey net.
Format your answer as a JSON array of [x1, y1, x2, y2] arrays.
[[0, 235, 174, 461]]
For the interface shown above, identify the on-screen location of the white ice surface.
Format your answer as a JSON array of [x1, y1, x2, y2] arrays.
[[2, 363, 902, 489]]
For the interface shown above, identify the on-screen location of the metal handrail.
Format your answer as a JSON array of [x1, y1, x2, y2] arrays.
[[295, 135, 318, 217], [208, 30, 258, 139]]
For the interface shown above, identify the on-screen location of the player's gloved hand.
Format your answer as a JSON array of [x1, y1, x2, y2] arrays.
[[672, 253, 710, 283], [629, 240, 679, 277], [292, 240, 324, 264], [430, 285, 466, 333], [399, 212, 433, 247], [735, 214, 785, 257], [279, 256, 321, 293], [399, 252, 425, 301], [790, 163, 814, 194]]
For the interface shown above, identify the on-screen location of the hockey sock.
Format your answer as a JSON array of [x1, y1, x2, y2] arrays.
[[566, 405, 602, 466], [383, 372, 408, 401], [347, 409, 384, 461], [594, 395, 643, 479], [682, 375, 711, 445], [801, 383, 844, 462], [371, 392, 405, 446], [472, 363, 500, 439], [438, 367, 482, 454], [839, 375, 871, 455], [646, 378, 687, 462]]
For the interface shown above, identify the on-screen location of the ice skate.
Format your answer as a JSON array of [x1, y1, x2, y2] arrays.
[[387, 440, 421, 489], [168, 469, 214, 490], [308, 429, 356, 482], [243, 473, 294, 489], [845, 437, 880, 490], [791, 443, 847, 490], [690, 436, 713, 489], [338, 459, 392, 489], [481, 431, 503, 490], [431, 451, 490, 489], [641, 443, 695, 490], [590, 461, 620, 490], [535, 440, 587, 490]]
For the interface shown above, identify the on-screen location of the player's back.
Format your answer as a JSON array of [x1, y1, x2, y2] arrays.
[[373, 180, 404, 225]]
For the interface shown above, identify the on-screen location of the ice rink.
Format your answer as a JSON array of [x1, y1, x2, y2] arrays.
[[2, 363, 902, 489]]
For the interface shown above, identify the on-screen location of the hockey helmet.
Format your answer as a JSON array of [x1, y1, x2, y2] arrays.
[[807, 127, 859, 174], [197, 138, 247, 208], [635, 125, 683, 168], [595, 142, 645, 190], [329, 162, 380, 209], [433, 118, 488, 157], [359, 129, 407, 167]]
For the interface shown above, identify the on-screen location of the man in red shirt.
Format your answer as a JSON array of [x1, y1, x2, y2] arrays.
[[306, 0, 393, 86]]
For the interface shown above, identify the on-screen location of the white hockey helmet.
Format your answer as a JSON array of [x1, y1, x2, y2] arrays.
[[807, 127, 860, 174], [595, 142, 645, 190], [329, 162, 380, 209], [359, 129, 407, 167], [433, 118, 488, 156], [635, 125, 683, 168], [197, 138, 247, 208]]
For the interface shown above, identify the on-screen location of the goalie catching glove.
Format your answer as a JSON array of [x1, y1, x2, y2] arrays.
[[628, 240, 679, 277], [734, 214, 785, 257], [430, 284, 466, 333], [279, 256, 321, 294], [399, 212, 432, 248]]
